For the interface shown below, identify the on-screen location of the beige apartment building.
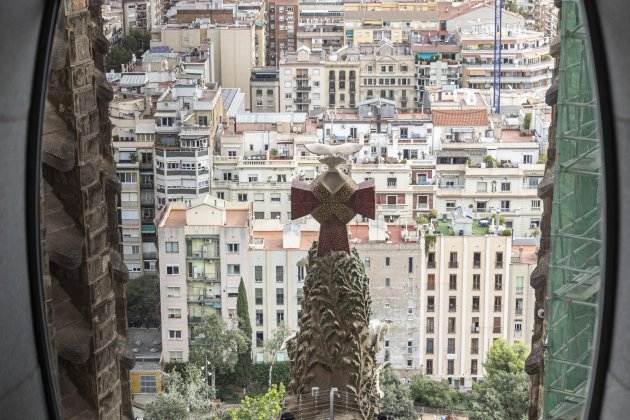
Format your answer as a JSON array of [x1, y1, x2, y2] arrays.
[[158, 202, 535, 384], [279, 46, 327, 113]]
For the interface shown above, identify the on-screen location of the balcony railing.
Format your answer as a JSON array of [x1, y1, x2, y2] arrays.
[[187, 250, 219, 259], [448, 261, 458, 269], [471, 326, 480, 333]]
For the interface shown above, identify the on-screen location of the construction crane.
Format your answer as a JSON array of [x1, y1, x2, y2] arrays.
[[493, 0, 504, 114]]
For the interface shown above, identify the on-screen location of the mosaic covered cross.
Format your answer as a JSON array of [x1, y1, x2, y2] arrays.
[[291, 155, 375, 256]]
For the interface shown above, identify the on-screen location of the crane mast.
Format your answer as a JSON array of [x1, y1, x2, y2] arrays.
[[493, 0, 504, 113]]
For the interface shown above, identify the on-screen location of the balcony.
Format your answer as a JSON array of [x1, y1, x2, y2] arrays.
[[427, 261, 436, 269], [296, 82, 311, 91], [187, 273, 220, 284], [294, 97, 311, 104], [187, 250, 219, 259], [471, 326, 480, 334], [448, 261, 458, 269]]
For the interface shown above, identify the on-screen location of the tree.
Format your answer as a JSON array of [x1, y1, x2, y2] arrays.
[[409, 375, 454, 409], [124, 28, 151, 57], [190, 312, 249, 399], [235, 278, 253, 387], [228, 384, 286, 420], [466, 339, 529, 420], [484, 338, 528, 376], [264, 324, 289, 387], [144, 392, 189, 420], [164, 364, 214, 413], [523, 112, 532, 131], [467, 370, 529, 420], [105, 45, 132, 72], [379, 367, 416, 420], [126, 275, 160, 327]]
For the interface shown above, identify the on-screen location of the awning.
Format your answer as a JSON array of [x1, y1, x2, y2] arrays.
[[141, 224, 156, 234]]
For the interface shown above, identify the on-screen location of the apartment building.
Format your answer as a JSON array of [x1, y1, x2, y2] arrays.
[[279, 46, 326, 113], [111, 97, 159, 277], [123, 0, 150, 33], [325, 48, 361, 110], [459, 27, 553, 94], [344, 10, 441, 46], [358, 41, 417, 111], [158, 197, 250, 363], [266, 0, 299, 66], [250, 67, 280, 112], [208, 24, 257, 109], [297, 0, 345, 51], [154, 81, 223, 208]]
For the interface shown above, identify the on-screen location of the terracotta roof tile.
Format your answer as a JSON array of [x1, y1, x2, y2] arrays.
[[432, 109, 488, 126]]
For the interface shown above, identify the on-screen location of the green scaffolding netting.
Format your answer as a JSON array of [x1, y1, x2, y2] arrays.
[[543, 1, 603, 419]]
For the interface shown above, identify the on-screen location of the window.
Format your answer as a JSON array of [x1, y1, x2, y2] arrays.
[[446, 201, 456, 209], [256, 310, 264, 326], [228, 264, 240, 275], [238, 193, 248, 202], [385, 278, 391, 287], [500, 182, 511, 192], [523, 154, 533, 164], [298, 265, 305, 282], [417, 195, 429, 209], [227, 243, 239, 253], [168, 330, 182, 340], [530, 219, 541, 229], [449, 252, 458, 268], [516, 276, 524, 295], [471, 337, 479, 354], [270, 193, 281, 202], [168, 308, 182, 319], [364, 257, 371, 267], [426, 359, 433, 375], [166, 265, 179, 275], [426, 338, 434, 354], [276, 266, 284, 283], [515, 298, 524, 315], [255, 288, 263, 305], [501, 200, 511, 211], [448, 317, 456, 334], [449, 274, 457, 290], [473, 252, 481, 268], [493, 317, 502, 333], [167, 286, 180, 297], [472, 296, 480, 312], [493, 251, 503, 268], [426, 317, 434, 334], [495, 274, 503, 290], [387, 177, 397, 187], [254, 193, 264, 202], [471, 317, 480, 334], [408, 257, 413, 273], [477, 181, 487, 192], [169, 351, 183, 361], [118, 172, 137, 183], [255, 265, 263, 283], [427, 274, 435, 290], [427, 296, 435, 312], [254, 211, 265, 219], [447, 338, 455, 354], [476, 201, 487, 212], [515, 320, 523, 335], [473, 274, 481, 290], [449, 296, 456, 312], [140, 375, 157, 393], [494, 296, 502, 312], [471, 359, 478, 375], [447, 360, 455, 375], [427, 252, 435, 268], [385, 256, 390, 266], [276, 288, 284, 305], [270, 211, 281, 219], [276, 310, 285, 325], [531, 199, 541, 210], [256, 332, 264, 347]]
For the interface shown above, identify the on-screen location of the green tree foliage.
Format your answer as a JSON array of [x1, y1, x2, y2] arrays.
[[467, 339, 529, 420], [144, 392, 189, 420], [163, 364, 214, 413], [228, 384, 286, 420], [409, 375, 455, 409], [264, 325, 289, 387], [484, 338, 528, 376], [467, 370, 529, 420], [105, 45, 133, 72], [190, 312, 249, 398], [379, 367, 416, 420], [235, 278, 252, 386], [105, 28, 150, 72], [523, 112, 532, 130], [126, 275, 160, 327]]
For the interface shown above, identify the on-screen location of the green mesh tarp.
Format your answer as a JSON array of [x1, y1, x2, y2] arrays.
[[543, 1, 603, 419]]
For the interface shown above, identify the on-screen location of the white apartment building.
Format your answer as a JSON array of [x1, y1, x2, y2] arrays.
[[459, 27, 553, 95], [153, 81, 223, 208], [279, 46, 327, 113], [158, 196, 251, 363]]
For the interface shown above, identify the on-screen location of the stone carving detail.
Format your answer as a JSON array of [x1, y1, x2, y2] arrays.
[[287, 245, 380, 419]]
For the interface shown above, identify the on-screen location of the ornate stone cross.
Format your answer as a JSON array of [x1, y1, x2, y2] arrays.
[[291, 151, 375, 256]]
